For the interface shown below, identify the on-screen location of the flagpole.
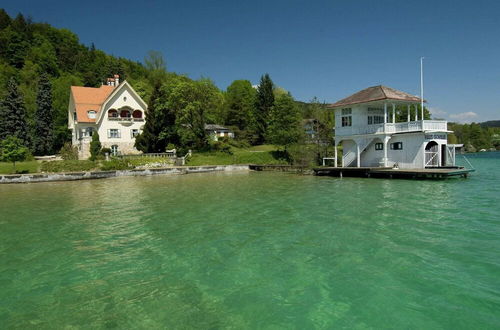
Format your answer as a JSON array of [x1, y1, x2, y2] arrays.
[[420, 57, 424, 120]]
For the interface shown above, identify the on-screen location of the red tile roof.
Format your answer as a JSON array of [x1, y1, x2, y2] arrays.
[[71, 85, 115, 123], [329, 85, 423, 108]]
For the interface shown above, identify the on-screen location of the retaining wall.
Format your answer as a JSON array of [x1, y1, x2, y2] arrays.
[[0, 165, 250, 184]]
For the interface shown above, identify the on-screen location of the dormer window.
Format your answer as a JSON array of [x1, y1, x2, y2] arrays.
[[341, 108, 352, 127], [88, 110, 96, 119]]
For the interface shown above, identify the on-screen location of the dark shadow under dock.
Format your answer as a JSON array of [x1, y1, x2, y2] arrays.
[[313, 166, 475, 179]]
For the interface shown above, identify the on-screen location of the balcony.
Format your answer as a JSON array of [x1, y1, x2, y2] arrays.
[[335, 120, 448, 137]]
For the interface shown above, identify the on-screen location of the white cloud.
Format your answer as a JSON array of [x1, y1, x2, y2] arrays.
[[448, 111, 478, 123], [428, 107, 448, 118]]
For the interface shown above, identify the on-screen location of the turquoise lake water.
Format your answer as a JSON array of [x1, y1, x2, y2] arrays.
[[0, 152, 499, 329]]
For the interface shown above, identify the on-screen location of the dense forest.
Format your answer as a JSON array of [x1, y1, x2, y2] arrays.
[[0, 8, 497, 161]]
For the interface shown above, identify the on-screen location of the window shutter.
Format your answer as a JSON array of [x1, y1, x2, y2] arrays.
[[107, 129, 111, 138], [118, 129, 121, 138]]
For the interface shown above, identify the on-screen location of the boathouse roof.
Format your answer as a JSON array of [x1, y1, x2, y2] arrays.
[[329, 85, 424, 108]]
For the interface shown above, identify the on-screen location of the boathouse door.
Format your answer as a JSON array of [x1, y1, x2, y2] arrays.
[[425, 141, 439, 167]]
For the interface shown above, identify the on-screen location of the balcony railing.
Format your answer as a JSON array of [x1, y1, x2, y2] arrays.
[[108, 117, 144, 122], [335, 120, 448, 137]]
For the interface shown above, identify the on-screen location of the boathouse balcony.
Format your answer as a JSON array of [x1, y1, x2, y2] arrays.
[[335, 120, 448, 137]]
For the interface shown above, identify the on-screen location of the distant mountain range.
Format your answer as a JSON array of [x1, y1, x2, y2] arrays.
[[480, 120, 500, 128]]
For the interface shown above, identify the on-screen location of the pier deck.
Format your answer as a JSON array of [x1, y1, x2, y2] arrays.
[[313, 166, 474, 179]]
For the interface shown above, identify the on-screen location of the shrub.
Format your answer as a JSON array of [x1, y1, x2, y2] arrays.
[[89, 132, 102, 160], [40, 160, 97, 172], [101, 147, 111, 156], [59, 142, 78, 160], [100, 158, 132, 171], [209, 140, 233, 154]]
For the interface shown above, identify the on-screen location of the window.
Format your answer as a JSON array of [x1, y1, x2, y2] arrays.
[[120, 109, 131, 118], [390, 142, 403, 150], [367, 108, 384, 125], [341, 108, 352, 127], [375, 143, 383, 150], [108, 129, 121, 138], [131, 129, 139, 138], [132, 110, 143, 119], [82, 127, 93, 137], [73, 112, 77, 121], [87, 110, 96, 119], [108, 109, 118, 118], [111, 145, 119, 156]]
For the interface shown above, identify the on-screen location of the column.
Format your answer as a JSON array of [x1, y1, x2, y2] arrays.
[[407, 104, 410, 122], [414, 104, 418, 121], [334, 143, 338, 167], [384, 102, 387, 125], [383, 137, 389, 167], [356, 143, 361, 168], [392, 104, 396, 123]]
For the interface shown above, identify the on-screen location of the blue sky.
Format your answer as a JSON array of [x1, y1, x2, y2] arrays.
[[2, 0, 500, 122]]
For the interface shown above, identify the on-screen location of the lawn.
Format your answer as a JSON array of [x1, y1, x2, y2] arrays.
[[186, 145, 289, 166], [0, 161, 40, 174]]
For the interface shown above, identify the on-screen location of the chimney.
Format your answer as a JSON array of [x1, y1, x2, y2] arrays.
[[114, 74, 120, 86]]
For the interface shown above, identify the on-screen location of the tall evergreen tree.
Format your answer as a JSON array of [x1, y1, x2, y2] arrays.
[[253, 73, 274, 144], [33, 73, 54, 155], [135, 83, 176, 152], [0, 77, 29, 145]]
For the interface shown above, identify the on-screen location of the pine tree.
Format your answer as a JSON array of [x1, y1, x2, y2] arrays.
[[0, 77, 29, 146], [253, 73, 274, 144], [135, 83, 176, 152], [89, 131, 101, 160], [33, 73, 54, 155]]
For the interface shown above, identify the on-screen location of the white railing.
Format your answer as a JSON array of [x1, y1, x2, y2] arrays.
[[336, 120, 447, 137]]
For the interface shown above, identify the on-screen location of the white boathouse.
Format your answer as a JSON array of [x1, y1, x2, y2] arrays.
[[328, 85, 456, 169]]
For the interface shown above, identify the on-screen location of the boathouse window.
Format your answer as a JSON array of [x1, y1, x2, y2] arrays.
[[367, 108, 384, 125], [341, 108, 352, 127], [108, 129, 121, 138], [390, 142, 403, 150], [375, 143, 383, 150]]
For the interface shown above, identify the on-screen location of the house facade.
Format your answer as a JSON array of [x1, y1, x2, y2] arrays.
[[68, 76, 147, 159], [205, 124, 234, 141], [329, 85, 455, 169]]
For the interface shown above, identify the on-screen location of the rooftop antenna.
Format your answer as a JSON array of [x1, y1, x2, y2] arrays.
[[420, 57, 425, 120]]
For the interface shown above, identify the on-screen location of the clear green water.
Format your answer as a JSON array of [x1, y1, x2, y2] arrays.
[[1, 153, 499, 329]]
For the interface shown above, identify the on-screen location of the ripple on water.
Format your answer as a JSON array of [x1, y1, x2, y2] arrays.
[[1, 155, 500, 328]]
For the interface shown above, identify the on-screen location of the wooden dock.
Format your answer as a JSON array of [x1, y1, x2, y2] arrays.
[[313, 166, 474, 179]]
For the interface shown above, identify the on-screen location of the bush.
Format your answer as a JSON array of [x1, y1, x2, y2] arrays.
[[100, 158, 132, 171], [101, 147, 111, 156], [89, 132, 102, 160], [209, 140, 233, 154], [40, 160, 97, 172], [59, 142, 78, 160]]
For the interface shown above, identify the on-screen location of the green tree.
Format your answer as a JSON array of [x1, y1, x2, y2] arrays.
[[169, 79, 223, 149], [224, 79, 256, 131], [0, 77, 29, 145], [33, 73, 54, 155], [253, 73, 274, 144], [0, 136, 29, 172], [89, 131, 101, 160], [144, 50, 167, 85], [135, 83, 176, 152], [267, 93, 302, 150]]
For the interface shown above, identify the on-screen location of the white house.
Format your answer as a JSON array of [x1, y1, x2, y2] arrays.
[[205, 124, 235, 141], [329, 85, 455, 169], [68, 75, 147, 159]]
